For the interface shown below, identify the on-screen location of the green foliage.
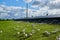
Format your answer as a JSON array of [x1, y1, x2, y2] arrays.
[[0, 21, 60, 40]]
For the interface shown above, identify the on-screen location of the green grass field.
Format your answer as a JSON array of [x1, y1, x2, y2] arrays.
[[0, 21, 60, 40]]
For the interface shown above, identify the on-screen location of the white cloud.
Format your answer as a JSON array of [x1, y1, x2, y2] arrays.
[[0, 7, 4, 12], [39, 6, 49, 11], [1, 0, 60, 19], [31, 0, 60, 17], [23, 0, 32, 3], [0, 5, 26, 19], [47, 0, 60, 9], [14, 13, 19, 16], [48, 9, 60, 15], [0, 13, 10, 19], [35, 0, 42, 2], [31, 0, 49, 8], [31, 5, 39, 8]]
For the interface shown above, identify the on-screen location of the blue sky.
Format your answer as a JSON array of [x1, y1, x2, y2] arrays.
[[0, 0, 26, 7], [0, 0, 35, 9], [0, 0, 60, 19]]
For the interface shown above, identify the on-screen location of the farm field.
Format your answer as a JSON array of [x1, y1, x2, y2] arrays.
[[0, 21, 60, 40]]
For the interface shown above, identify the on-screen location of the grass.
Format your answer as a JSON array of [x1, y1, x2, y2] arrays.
[[0, 21, 60, 40]]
